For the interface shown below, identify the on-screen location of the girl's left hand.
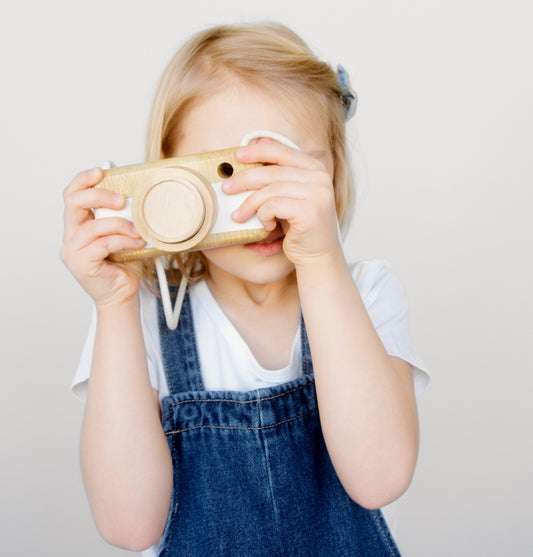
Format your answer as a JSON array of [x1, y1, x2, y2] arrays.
[[225, 140, 342, 266]]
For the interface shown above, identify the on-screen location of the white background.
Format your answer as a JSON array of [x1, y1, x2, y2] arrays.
[[1, 1, 531, 555]]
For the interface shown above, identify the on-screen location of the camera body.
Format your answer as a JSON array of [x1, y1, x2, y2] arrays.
[[94, 147, 268, 262]]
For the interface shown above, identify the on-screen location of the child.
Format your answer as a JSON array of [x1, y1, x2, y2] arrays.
[[62, 22, 428, 557]]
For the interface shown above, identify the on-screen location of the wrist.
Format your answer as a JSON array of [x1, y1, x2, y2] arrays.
[[293, 246, 347, 276], [294, 249, 358, 306], [95, 294, 141, 321]]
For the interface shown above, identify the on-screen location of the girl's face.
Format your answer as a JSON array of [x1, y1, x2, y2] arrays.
[[173, 82, 334, 287]]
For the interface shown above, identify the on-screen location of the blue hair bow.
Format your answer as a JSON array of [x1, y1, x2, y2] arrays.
[[337, 65, 358, 121]]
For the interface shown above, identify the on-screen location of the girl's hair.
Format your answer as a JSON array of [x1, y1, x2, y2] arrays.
[[141, 22, 354, 288]]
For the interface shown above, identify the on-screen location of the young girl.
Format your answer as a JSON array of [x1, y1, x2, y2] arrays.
[[62, 22, 428, 556]]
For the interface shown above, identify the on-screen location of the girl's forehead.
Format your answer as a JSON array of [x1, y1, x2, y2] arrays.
[[175, 83, 330, 156]]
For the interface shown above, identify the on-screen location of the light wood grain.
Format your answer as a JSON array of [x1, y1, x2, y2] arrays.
[[95, 147, 267, 260]]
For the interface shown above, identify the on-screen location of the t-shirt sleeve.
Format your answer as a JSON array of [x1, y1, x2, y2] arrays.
[[352, 260, 429, 394], [71, 288, 166, 403]]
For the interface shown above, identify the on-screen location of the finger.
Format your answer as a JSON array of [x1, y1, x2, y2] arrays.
[[224, 164, 311, 194], [255, 198, 307, 232], [66, 187, 126, 214], [63, 167, 104, 198], [232, 181, 309, 223], [255, 196, 337, 237], [63, 167, 117, 230], [64, 187, 126, 230], [69, 216, 141, 251], [63, 231, 145, 268], [236, 141, 326, 172], [87, 234, 146, 263]]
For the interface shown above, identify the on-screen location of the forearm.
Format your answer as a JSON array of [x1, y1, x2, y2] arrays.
[[296, 252, 419, 509], [81, 298, 172, 550]]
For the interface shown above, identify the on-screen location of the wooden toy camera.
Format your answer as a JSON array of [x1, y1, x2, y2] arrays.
[[94, 147, 268, 262]]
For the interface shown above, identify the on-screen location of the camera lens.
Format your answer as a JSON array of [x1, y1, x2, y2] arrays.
[[143, 180, 205, 243], [217, 162, 234, 179]]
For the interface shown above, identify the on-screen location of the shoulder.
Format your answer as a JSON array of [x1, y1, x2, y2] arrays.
[[349, 258, 394, 283], [349, 259, 406, 310], [349, 260, 430, 393]]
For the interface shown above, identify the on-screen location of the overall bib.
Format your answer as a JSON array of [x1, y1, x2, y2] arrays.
[[157, 293, 401, 557]]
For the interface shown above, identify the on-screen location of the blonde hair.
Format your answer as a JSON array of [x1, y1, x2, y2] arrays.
[[142, 22, 354, 287]]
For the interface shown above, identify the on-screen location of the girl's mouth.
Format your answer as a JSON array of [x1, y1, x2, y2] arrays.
[[244, 223, 285, 255]]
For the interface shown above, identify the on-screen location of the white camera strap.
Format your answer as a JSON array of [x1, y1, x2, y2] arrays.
[[155, 256, 189, 331], [156, 130, 301, 330], [238, 130, 300, 150]]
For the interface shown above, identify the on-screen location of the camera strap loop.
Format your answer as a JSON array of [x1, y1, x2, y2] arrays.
[[239, 130, 300, 150], [155, 256, 188, 331]]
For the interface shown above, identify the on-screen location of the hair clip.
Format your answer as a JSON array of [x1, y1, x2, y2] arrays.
[[336, 65, 358, 121]]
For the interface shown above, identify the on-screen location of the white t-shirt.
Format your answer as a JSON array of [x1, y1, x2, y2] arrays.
[[72, 259, 429, 555]]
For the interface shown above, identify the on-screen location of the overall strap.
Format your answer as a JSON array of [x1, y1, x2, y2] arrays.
[[158, 291, 204, 394], [300, 315, 314, 378]]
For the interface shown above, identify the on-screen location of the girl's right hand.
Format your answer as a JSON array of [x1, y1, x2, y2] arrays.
[[61, 167, 146, 308]]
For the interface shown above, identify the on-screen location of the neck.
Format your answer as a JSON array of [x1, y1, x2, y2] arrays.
[[203, 261, 301, 370], [205, 263, 298, 309]]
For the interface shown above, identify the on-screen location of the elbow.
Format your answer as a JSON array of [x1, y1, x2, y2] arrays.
[[98, 523, 163, 552], [86, 494, 169, 551], [95, 514, 165, 552], [346, 483, 411, 511], [342, 463, 416, 510], [335, 436, 419, 510]]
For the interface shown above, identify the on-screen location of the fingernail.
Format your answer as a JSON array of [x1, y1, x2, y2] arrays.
[[89, 167, 101, 177], [236, 148, 248, 159], [112, 193, 124, 204], [131, 223, 140, 236], [231, 208, 241, 220], [221, 179, 232, 192]]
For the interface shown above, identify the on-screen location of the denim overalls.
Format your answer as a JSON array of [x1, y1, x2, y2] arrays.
[[157, 292, 401, 556]]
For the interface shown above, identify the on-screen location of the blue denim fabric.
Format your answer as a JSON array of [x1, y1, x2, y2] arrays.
[[157, 293, 401, 556]]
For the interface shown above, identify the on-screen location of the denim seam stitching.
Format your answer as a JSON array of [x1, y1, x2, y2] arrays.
[[159, 314, 175, 397], [257, 391, 283, 555], [185, 301, 204, 391], [168, 382, 314, 408], [370, 509, 397, 556], [165, 408, 317, 435]]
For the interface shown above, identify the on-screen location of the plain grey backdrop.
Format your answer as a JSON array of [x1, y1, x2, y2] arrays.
[[1, 1, 531, 555]]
